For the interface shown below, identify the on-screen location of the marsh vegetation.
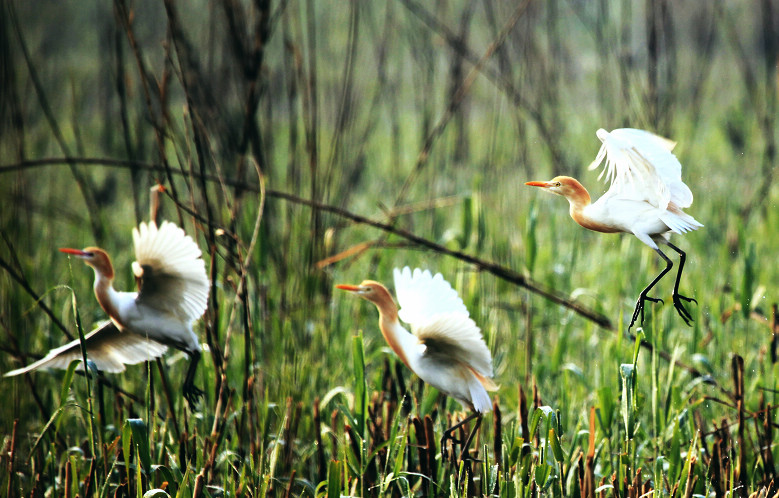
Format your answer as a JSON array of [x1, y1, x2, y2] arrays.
[[0, 1, 777, 496]]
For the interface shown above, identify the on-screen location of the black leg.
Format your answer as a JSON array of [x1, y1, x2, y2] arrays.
[[182, 350, 204, 409], [458, 414, 483, 463], [629, 248, 673, 330], [440, 412, 481, 463], [665, 242, 697, 325]]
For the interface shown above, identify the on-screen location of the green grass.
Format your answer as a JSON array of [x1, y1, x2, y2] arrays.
[[1, 0, 778, 496]]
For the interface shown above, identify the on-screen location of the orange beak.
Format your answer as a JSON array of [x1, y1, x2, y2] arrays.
[[525, 181, 553, 188], [335, 284, 360, 292], [59, 248, 89, 256]]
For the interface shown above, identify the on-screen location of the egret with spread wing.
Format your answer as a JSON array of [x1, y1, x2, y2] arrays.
[[526, 128, 703, 329], [5, 221, 209, 407], [336, 267, 497, 460]]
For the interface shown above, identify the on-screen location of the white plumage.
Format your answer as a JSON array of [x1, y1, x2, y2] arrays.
[[5, 220, 209, 406], [589, 128, 696, 215], [4, 322, 168, 376], [132, 221, 210, 324], [393, 267, 493, 388], [583, 128, 703, 243], [337, 267, 496, 414], [526, 127, 702, 329], [394, 267, 469, 323]]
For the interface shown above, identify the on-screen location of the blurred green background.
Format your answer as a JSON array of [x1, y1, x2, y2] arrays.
[[0, 0, 777, 495]]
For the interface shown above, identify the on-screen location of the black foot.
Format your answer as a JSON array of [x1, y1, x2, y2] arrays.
[[459, 451, 482, 464], [440, 415, 482, 464], [672, 293, 697, 326], [183, 381, 204, 409], [182, 351, 203, 409], [629, 295, 664, 330], [440, 431, 457, 462]]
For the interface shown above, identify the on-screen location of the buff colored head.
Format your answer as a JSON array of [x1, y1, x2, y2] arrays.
[[59, 247, 115, 279], [335, 281, 391, 305], [525, 176, 586, 198]]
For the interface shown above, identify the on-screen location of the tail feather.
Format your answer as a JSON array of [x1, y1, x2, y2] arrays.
[[662, 203, 703, 234], [469, 381, 493, 413], [468, 368, 498, 413]]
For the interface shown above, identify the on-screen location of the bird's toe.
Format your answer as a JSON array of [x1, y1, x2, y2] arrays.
[[673, 293, 697, 317], [440, 436, 450, 461], [183, 383, 205, 408], [460, 452, 483, 464], [644, 295, 664, 305], [630, 301, 648, 329], [676, 307, 691, 321], [629, 306, 643, 329], [630, 293, 666, 329], [675, 293, 697, 305]]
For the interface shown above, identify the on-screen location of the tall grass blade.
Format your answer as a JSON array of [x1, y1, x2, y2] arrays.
[[741, 242, 756, 319], [620, 364, 636, 441], [525, 201, 538, 273], [327, 459, 342, 498], [352, 331, 368, 438], [124, 418, 152, 475]]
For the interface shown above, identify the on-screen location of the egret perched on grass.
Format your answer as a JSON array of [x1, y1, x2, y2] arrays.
[[336, 267, 497, 460], [526, 128, 703, 329], [5, 221, 209, 407]]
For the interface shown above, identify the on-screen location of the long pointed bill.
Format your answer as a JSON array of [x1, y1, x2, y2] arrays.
[[59, 248, 90, 257], [525, 181, 553, 188], [335, 284, 361, 292]]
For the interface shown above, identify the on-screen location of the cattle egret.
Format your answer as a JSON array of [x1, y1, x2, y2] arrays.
[[526, 128, 703, 329], [336, 267, 497, 460], [5, 221, 210, 407]]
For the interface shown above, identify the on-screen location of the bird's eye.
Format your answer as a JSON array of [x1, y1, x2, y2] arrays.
[[554, 182, 562, 187]]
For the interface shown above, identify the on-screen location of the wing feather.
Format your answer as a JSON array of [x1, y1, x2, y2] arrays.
[[4, 322, 168, 376], [413, 313, 493, 378], [588, 128, 694, 210], [390, 267, 495, 411], [133, 221, 209, 322], [393, 267, 468, 326]]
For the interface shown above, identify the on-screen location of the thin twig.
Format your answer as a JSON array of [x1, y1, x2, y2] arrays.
[[399, 0, 569, 170], [394, 0, 531, 207], [0, 249, 73, 341], [7, 1, 102, 240]]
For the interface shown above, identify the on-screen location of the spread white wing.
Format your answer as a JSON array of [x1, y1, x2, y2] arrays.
[[132, 221, 209, 322], [4, 321, 169, 376], [413, 314, 494, 379], [393, 267, 493, 379], [588, 128, 694, 210], [393, 267, 468, 324]]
